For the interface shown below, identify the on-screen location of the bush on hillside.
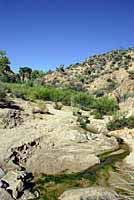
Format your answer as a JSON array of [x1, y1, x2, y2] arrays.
[[92, 96, 119, 116], [0, 82, 7, 101], [107, 113, 134, 131]]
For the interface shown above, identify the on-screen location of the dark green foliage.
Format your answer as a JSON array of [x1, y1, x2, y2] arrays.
[[12, 88, 27, 100], [94, 90, 105, 97], [19, 67, 32, 82], [56, 64, 65, 72], [128, 70, 134, 80], [90, 110, 103, 119], [107, 115, 134, 131], [0, 82, 7, 101], [77, 114, 90, 129], [105, 80, 118, 93], [0, 50, 10, 73], [31, 70, 45, 80], [92, 97, 119, 116], [72, 92, 95, 108], [0, 50, 15, 83]]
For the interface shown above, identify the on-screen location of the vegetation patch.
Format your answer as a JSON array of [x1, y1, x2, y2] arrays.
[[33, 173, 96, 200], [5, 83, 119, 118], [107, 113, 134, 131]]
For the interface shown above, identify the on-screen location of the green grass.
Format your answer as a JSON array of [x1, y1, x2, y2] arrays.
[[33, 173, 97, 200]]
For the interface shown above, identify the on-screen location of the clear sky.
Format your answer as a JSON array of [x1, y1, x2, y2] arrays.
[[0, 0, 134, 72]]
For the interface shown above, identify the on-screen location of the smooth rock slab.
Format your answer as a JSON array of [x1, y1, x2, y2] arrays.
[[25, 150, 100, 175], [59, 186, 118, 200]]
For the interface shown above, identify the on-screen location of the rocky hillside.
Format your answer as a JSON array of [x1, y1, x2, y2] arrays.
[[0, 48, 134, 200], [43, 48, 134, 101]]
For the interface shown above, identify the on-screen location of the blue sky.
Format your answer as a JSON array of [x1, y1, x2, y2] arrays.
[[0, 0, 134, 72]]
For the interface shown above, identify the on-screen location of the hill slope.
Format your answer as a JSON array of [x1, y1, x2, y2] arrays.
[[42, 48, 134, 101]]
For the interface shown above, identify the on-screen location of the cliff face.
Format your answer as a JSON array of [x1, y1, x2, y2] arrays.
[[42, 48, 134, 99]]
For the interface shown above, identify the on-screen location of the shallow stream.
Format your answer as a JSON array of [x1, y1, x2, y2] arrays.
[[33, 138, 130, 200]]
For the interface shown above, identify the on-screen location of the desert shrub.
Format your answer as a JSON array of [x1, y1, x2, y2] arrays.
[[90, 110, 103, 119], [94, 90, 105, 97], [37, 101, 47, 110], [72, 92, 95, 109], [12, 88, 27, 99], [128, 70, 134, 80], [62, 90, 74, 105], [76, 113, 90, 129], [107, 113, 134, 131], [32, 101, 48, 114], [104, 81, 118, 93], [0, 82, 7, 101], [53, 102, 63, 110], [92, 96, 119, 116], [28, 87, 52, 101]]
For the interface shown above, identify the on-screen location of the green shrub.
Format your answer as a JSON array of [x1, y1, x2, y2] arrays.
[[5, 83, 119, 117], [53, 102, 63, 110], [90, 110, 103, 119], [128, 70, 134, 80], [107, 114, 134, 131], [32, 101, 49, 114], [92, 97, 119, 116], [94, 90, 105, 97], [77, 114, 90, 129], [72, 93, 95, 109], [0, 82, 7, 101], [12, 88, 27, 99]]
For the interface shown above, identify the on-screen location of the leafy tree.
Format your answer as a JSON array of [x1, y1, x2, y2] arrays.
[[0, 50, 10, 73], [19, 67, 32, 82], [31, 70, 44, 79]]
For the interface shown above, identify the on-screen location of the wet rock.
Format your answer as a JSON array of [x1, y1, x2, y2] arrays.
[[108, 129, 134, 169], [59, 186, 118, 200]]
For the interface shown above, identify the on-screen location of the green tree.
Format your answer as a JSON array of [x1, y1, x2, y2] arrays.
[[31, 70, 44, 79], [19, 67, 32, 82], [0, 50, 10, 73]]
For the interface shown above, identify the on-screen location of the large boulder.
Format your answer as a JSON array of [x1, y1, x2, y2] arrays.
[[59, 186, 118, 200], [25, 149, 100, 175]]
